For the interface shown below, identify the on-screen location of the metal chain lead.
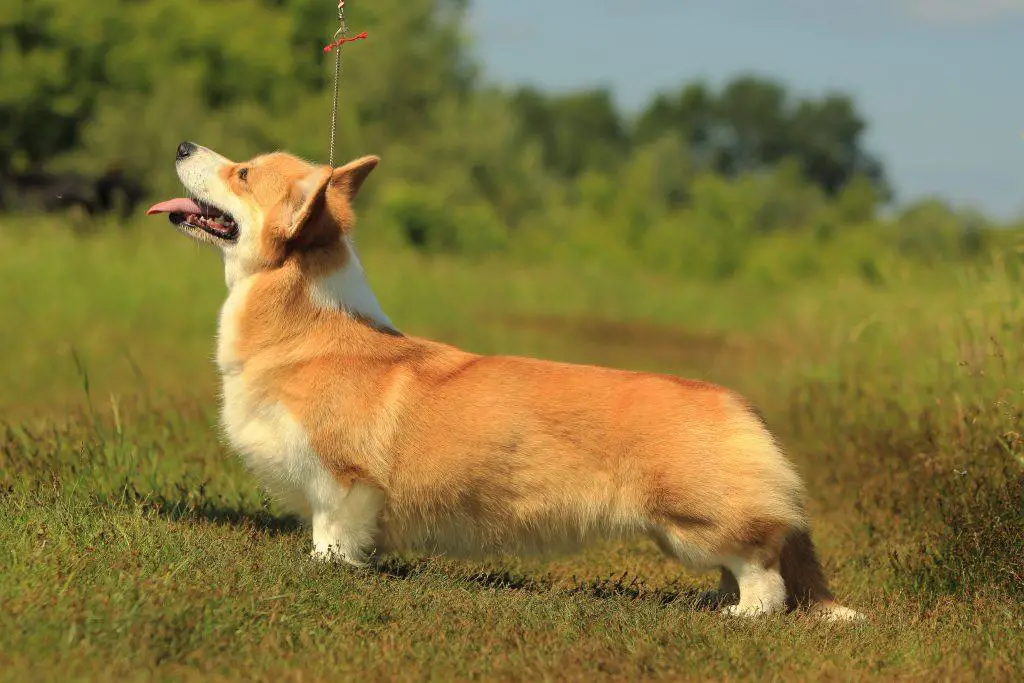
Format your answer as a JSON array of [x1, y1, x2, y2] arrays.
[[328, 0, 349, 170]]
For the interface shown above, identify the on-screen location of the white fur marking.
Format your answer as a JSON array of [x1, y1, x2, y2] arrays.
[[722, 558, 786, 617], [215, 275, 384, 561], [216, 275, 255, 375], [310, 483, 385, 566], [308, 237, 395, 330]]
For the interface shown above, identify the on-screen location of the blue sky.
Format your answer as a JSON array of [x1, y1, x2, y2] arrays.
[[468, 0, 1024, 219]]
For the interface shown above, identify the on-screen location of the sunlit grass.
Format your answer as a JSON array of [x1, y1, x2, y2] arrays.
[[1, 217, 1021, 681]]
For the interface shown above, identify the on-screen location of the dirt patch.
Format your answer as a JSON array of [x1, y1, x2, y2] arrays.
[[496, 313, 755, 374]]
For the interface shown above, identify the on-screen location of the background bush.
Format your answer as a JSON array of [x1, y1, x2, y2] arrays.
[[4, 0, 1020, 284]]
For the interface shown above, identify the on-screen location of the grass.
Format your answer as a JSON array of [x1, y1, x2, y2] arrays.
[[1, 217, 1022, 681]]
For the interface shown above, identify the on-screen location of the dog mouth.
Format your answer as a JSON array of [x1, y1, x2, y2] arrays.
[[146, 198, 239, 240]]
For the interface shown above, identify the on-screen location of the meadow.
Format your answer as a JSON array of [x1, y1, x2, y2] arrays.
[[1, 216, 1021, 682]]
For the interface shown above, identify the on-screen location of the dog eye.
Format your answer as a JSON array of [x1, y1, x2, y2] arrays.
[[237, 167, 249, 182]]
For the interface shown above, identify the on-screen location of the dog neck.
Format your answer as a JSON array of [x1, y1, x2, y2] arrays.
[[217, 242, 400, 377], [307, 237, 396, 332], [224, 236, 396, 333]]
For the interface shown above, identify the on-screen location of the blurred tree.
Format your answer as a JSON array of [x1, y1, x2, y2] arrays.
[[0, 0, 472, 184], [7, 0, 984, 288], [635, 83, 717, 160], [835, 172, 881, 224], [0, 0, 101, 175], [633, 75, 889, 199], [896, 198, 990, 263], [714, 76, 790, 176], [787, 95, 888, 198], [511, 87, 630, 179]]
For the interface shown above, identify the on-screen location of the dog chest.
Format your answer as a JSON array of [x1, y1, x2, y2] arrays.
[[219, 374, 321, 512]]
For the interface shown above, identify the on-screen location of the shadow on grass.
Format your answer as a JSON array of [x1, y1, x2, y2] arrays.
[[371, 555, 712, 610], [105, 479, 714, 609], [106, 478, 302, 536]]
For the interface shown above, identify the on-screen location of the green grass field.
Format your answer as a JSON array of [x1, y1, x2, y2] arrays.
[[2, 218, 1022, 681]]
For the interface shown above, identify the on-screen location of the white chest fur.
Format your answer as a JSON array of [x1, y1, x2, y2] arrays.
[[211, 261, 389, 565], [215, 278, 332, 518], [308, 239, 395, 330]]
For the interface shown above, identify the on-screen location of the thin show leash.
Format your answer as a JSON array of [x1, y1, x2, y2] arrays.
[[323, 0, 368, 174]]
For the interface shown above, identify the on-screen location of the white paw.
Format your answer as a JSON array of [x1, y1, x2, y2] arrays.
[[310, 544, 368, 568]]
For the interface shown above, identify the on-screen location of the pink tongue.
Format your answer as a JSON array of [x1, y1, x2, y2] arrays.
[[146, 198, 219, 216]]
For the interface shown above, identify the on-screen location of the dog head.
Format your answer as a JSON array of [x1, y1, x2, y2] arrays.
[[148, 141, 378, 285]]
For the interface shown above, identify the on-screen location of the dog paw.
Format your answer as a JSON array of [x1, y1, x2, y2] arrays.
[[311, 545, 363, 566], [310, 543, 380, 570]]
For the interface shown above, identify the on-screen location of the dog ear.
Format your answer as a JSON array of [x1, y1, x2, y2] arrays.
[[329, 155, 379, 202], [282, 156, 380, 244], [283, 167, 332, 243]]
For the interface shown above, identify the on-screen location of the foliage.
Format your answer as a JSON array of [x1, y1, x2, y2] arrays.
[[634, 77, 889, 198], [4, 0, 1013, 283], [0, 0, 471, 193]]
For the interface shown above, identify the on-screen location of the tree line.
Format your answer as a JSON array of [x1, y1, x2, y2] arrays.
[[2, 1, 884, 200], [0, 0, 1000, 283]]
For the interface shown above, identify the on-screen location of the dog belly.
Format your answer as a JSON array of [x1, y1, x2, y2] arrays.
[[377, 483, 646, 559]]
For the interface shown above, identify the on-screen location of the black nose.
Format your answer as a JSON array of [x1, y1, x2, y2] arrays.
[[176, 141, 197, 161]]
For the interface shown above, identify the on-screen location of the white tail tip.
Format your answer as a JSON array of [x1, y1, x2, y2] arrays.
[[814, 603, 867, 623]]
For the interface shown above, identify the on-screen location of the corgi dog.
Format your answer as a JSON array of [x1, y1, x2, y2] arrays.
[[147, 141, 862, 621]]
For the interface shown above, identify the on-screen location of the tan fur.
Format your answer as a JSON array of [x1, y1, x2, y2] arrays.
[[156, 144, 863, 621]]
